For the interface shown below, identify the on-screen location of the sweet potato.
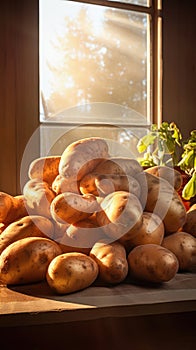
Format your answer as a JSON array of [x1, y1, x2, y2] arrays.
[[128, 244, 179, 283], [90, 240, 128, 284], [145, 165, 183, 191], [59, 137, 109, 181], [0, 237, 62, 285], [23, 179, 56, 218], [162, 231, 196, 272], [96, 191, 143, 248], [28, 156, 61, 186], [80, 173, 141, 198], [46, 252, 99, 294], [0, 215, 54, 254], [138, 172, 187, 233], [50, 192, 100, 225]]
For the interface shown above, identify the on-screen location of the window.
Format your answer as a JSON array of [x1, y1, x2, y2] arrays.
[[39, 0, 162, 157], [40, 0, 161, 123]]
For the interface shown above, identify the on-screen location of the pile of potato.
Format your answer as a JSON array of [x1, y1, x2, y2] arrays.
[[0, 137, 195, 294]]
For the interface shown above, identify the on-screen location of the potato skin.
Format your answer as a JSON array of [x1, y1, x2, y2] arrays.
[[46, 252, 99, 294], [128, 244, 179, 283], [23, 179, 55, 218], [145, 166, 183, 191], [183, 207, 196, 237], [162, 232, 196, 272], [80, 173, 141, 198], [138, 172, 187, 233], [90, 240, 128, 284], [28, 156, 61, 186], [50, 192, 99, 224], [52, 174, 80, 195], [127, 212, 165, 250], [96, 191, 143, 247], [59, 137, 109, 181], [0, 215, 54, 254], [0, 237, 62, 285], [0, 192, 28, 225], [93, 157, 143, 177]]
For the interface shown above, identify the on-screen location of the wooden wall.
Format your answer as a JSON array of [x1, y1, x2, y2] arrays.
[[0, 0, 39, 195], [162, 0, 196, 139], [0, 0, 195, 194]]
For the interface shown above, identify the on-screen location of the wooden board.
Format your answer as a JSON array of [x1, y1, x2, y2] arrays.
[[0, 273, 196, 327]]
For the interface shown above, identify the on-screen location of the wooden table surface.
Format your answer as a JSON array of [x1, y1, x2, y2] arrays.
[[1, 272, 196, 327]]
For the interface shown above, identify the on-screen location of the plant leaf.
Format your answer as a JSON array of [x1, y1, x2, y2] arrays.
[[182, 172, 196, 200], [137, 133, 157, 153]]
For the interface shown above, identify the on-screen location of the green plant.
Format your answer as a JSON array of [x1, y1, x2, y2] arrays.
[[137, 122, 196, 201], [177, 130, 196, 200], [137, 122, 182, 167]]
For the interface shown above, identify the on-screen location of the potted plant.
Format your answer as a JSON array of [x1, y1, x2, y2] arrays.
[[136, 122, 196, 209]]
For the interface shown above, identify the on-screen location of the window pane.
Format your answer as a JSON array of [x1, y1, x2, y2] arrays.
[[106, 0, 151, 6], [39, 0, 151, 124]]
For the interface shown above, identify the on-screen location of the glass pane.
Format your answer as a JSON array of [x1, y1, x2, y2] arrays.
[[39, 0, 151, 124], [106, 0, 150, 6]]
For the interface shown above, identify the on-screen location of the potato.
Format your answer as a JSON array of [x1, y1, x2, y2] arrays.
[[0, 215, 54, 254], [59, 137, 109, 181], [0, 192, 28, 225], [96, 191, 143, 248], [28, 156, 61, 186], [182, 206, 196, 237], [80, 173, 141, 198], [23, 179, 56, 218], [53, 218, 105, 255], [0, 237, 62, 285], [162, 232, 196, 272], [46, 252, 99, 294], [128, 244, 179, 283], [90, 240, 128, 284], [145, 166, 183, 191], [52, 174, 80, 195], [138, 172, 187, 233], [93, 157, 143, 178], [0, 223, 6, 234], [50, 192, 99, 225], [126, 212, 165, 250]]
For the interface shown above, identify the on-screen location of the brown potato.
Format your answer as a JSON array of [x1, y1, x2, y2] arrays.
[[59, 137, 109, 181], [52, 174, 80, 195], [50, 192, 99, 225], [23, 179, 56, 218], [0, 237, 62, 285], [96, 191, 143, 248], [145, 166, 183, 191], [126, 212, 165, 250], [128, 244, 179, 283], [28, 156, 61, 186], [138, 172, 187, 233], [0, 215, 55, 254], [183, 206, 196, 237], [0, 192, 28, 225], [93, 157, 143, 178], [162, 231, 196, 272], [46, 252, 99, 294], [53, 218, 105, 255], [80, 173, 141, 198], [90, 240, 128, 284]]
